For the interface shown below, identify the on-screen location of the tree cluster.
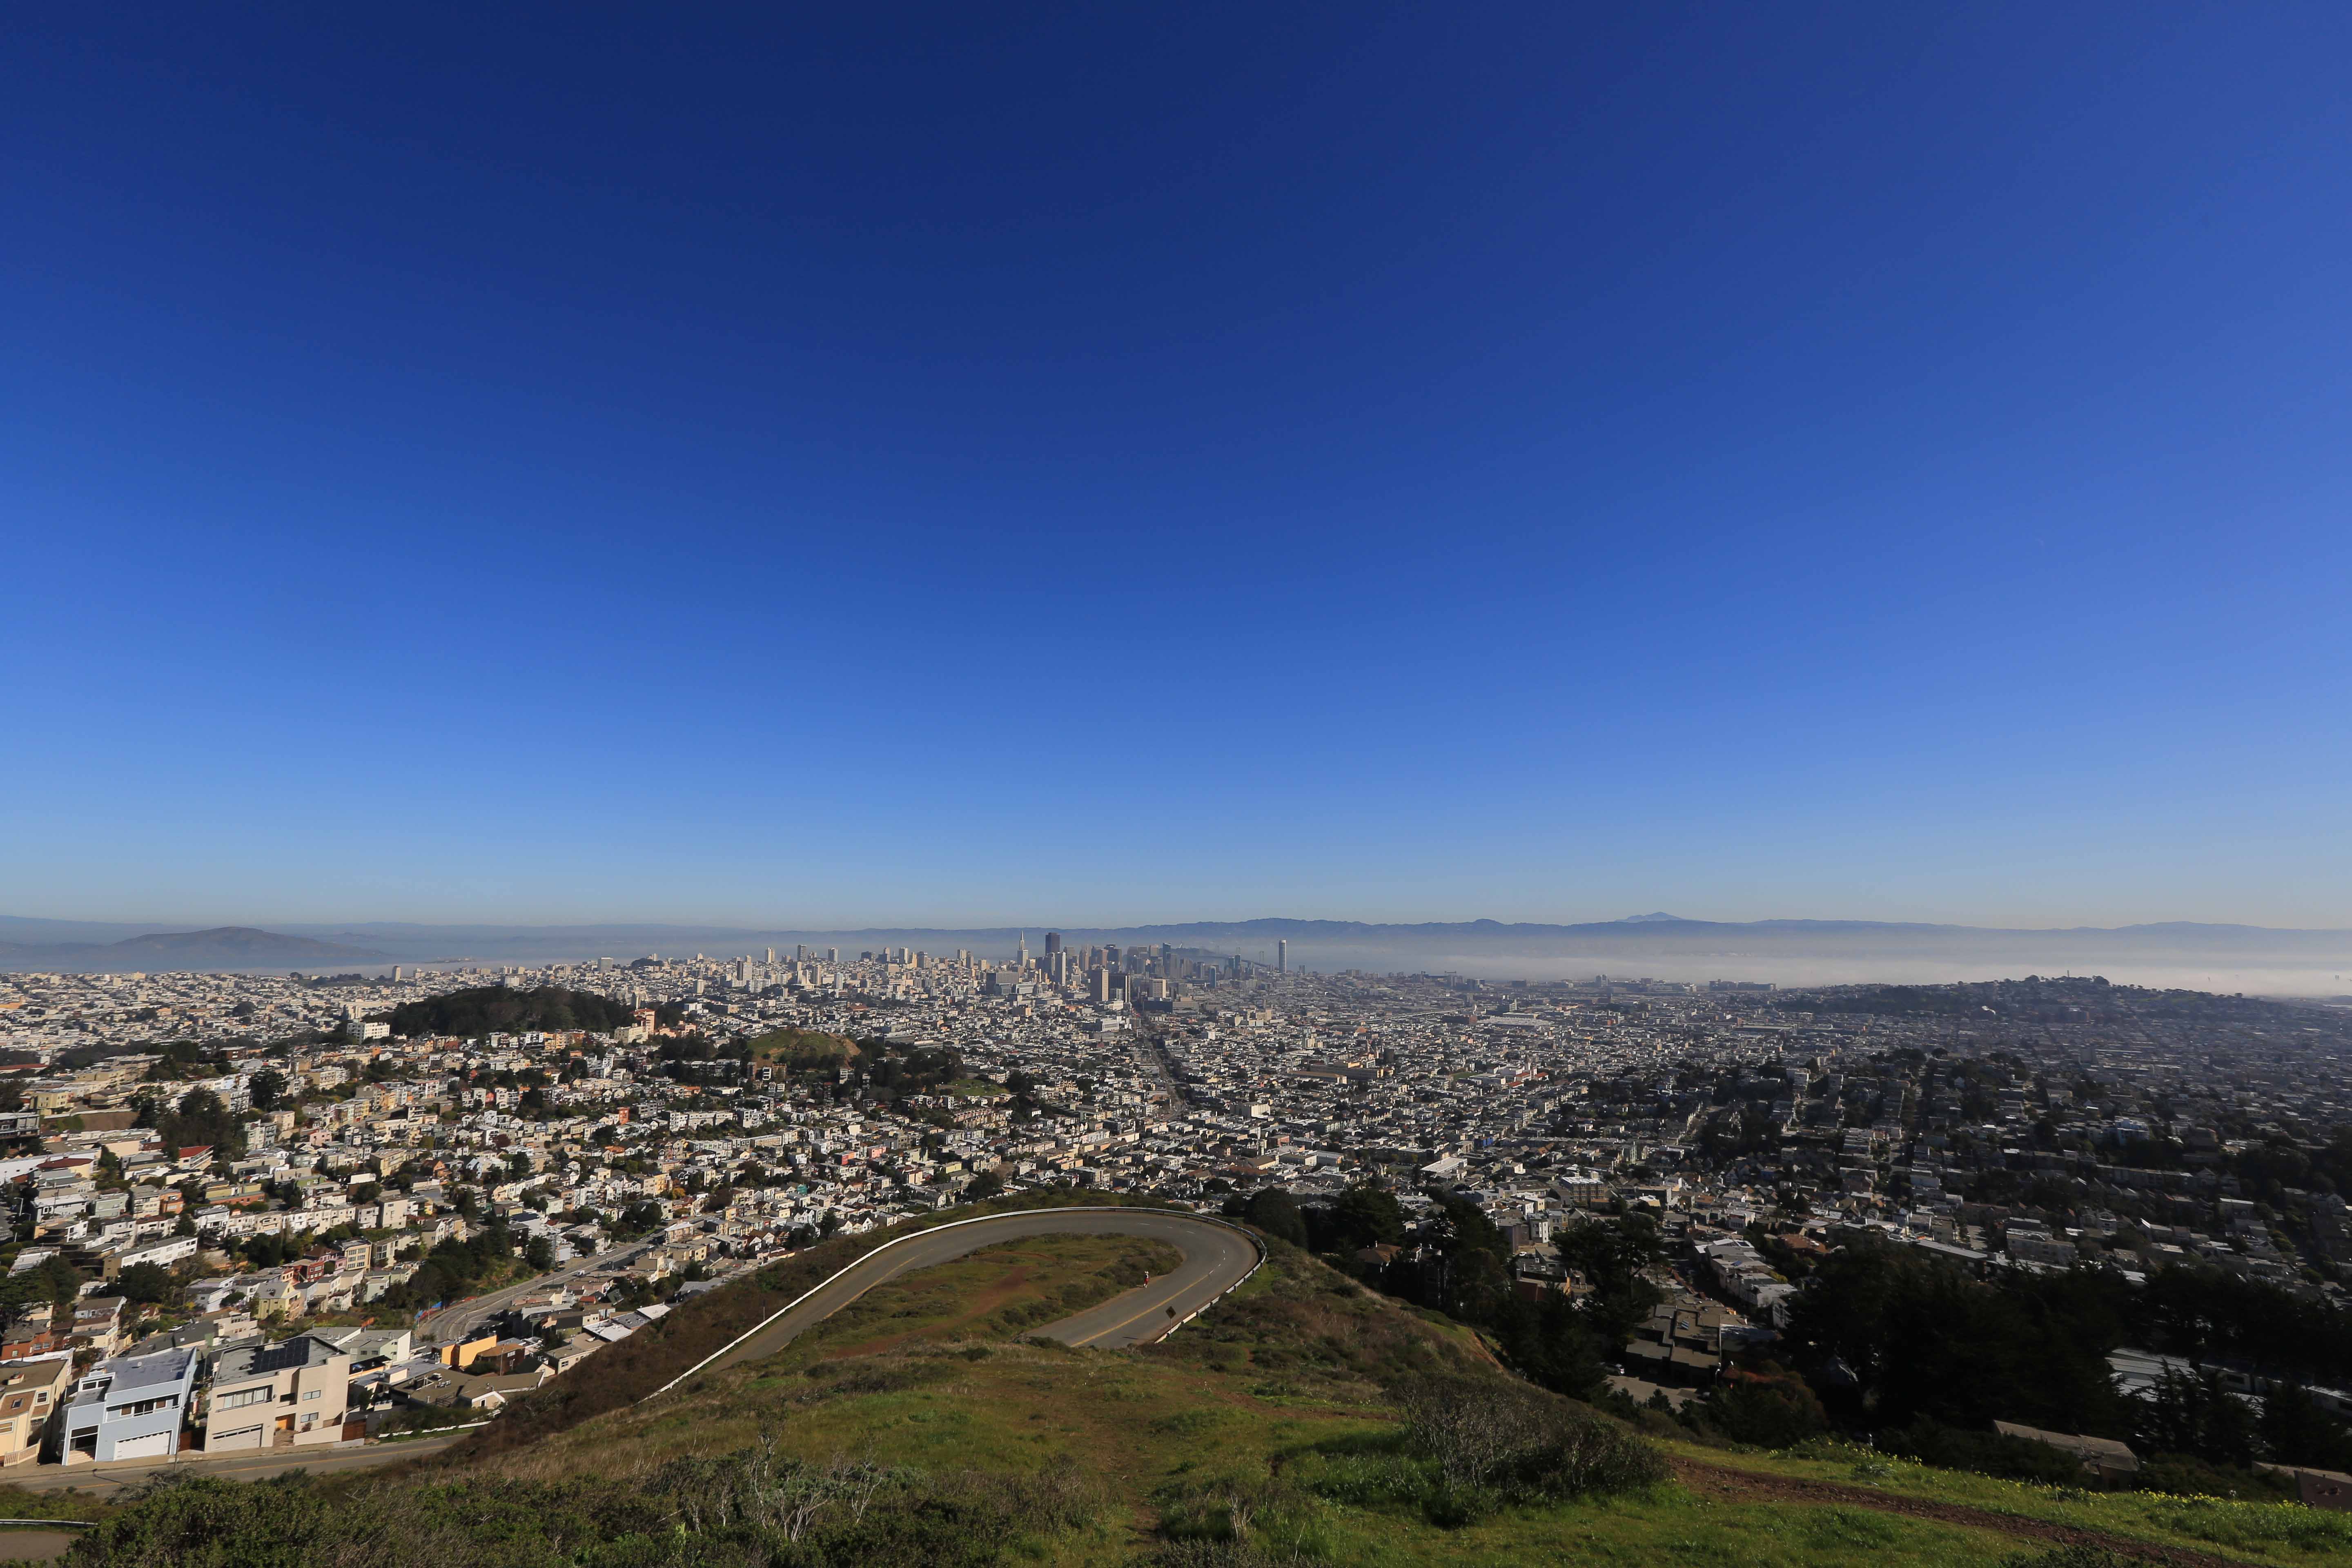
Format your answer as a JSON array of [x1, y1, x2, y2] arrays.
[[1780, 1235, 2352, 1474], [383, 984, 635, 1039]]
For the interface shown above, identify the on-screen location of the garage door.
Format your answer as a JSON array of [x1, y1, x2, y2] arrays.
[[211, 1425, 263, 1451], [111, 1431, 171, 1460]]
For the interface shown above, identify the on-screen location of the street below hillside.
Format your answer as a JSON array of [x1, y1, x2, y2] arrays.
[[417, 1243, 652, 1343], [7, 1432, 466, 1499]]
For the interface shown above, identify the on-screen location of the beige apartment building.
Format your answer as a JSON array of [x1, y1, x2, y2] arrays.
[[201, 1335, 350, 1452], [0, 1356, 71, 1466]]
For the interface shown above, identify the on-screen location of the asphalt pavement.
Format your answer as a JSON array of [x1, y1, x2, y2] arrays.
[[421, 1243, 650, 1342], [7, 1432, 467, 1498], [686, 1209, 1259, 1382]]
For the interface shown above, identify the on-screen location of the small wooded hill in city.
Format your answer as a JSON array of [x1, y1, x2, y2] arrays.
[[42, 1196, 2352, 1567], [381, 984, 638, 1038]]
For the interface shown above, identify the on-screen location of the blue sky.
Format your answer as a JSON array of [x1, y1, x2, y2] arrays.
[[4, 4, 2348, 929]]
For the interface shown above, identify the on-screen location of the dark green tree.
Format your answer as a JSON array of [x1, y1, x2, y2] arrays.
[[117, 1263, 175, 1304], [2136, 1366, 2260, 1468], [1239, 1188, 1308, 1247], [1328, 1184, 1408, 1248]]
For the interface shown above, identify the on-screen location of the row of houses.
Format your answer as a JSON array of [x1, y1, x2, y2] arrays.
[[34, 1274, 691, 1465]]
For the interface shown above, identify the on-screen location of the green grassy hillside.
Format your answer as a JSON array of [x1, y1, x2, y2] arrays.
[[748, 1232, 1184, 1366], [741, 1027, 861, 1069], [36, 1204, 2352, 1567]]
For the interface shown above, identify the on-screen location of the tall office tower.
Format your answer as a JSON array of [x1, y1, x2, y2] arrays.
[[1017, 932, 1029, 967], [1278, 940, 1287, 973], [827, 947, 838, 963], [1045, 931, 1062, 957], [1105, 944, 1121, 971], [1090, 968, 1111, 1003], [765, 948, 775, 964]]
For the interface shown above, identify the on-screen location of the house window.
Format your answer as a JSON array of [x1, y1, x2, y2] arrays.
[[216, 1386, 273, 1411], [303, 1389, 321, 1401]]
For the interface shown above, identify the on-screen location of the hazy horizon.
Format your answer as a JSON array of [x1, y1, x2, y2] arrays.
[[9, 910, 2350, 996]]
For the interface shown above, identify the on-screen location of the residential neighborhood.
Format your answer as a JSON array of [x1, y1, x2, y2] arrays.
[[0, 950, 2345, 1477]]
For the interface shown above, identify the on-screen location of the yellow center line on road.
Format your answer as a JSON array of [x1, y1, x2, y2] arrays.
[[1065, 1267, 1213, 1347]]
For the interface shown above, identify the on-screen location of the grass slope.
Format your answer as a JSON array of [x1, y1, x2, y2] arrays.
[[755, 1232, 1183, 1367], [457, 1240, 2017, 1567], [742, 1028, 860, 1068], [37, 1219, 2345, 1567], [1666, 1439, 2352, 1568], [465, 1190, 1187, 1459]]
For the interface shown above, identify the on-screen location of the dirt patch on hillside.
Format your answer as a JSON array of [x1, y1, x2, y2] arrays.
[[1673, 1456, 2252, 1568]]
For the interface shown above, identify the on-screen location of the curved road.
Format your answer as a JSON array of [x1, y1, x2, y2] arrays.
[[672, 1209, 1259, 1389], [422, 1242, 655, 1343]]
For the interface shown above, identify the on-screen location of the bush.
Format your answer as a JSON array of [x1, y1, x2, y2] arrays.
[[1391, 1374, 1665, 1524], [1880, 1418, 2088, 1484], [2001, 1551, 2135, 1568], [62, 1446, 1105, 1568], [1706, 1366, 1827, 1448], [2132, 1453, 2299, 1502]]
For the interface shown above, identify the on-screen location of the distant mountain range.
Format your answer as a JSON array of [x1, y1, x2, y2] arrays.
[[0, 925, 387, 974], [3, 914, 2349, 992]]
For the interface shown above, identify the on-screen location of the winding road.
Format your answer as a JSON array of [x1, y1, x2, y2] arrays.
[[421, 1242, 655, 1343], [650, 1207, 1261, 1397]]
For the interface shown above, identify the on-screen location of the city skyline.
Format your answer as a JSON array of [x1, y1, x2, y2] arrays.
[[7, 909, 2351, 996]]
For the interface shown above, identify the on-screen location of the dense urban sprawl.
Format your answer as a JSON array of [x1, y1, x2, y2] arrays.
[[0, 943, 2347, 1494]]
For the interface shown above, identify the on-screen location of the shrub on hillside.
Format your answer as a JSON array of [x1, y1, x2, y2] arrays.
[[1392, 1374, 1666, 1524], [62, 1447, 1104, 1568], [1880, 1417, 2089, 1484], [2000, 1551, 2136, 1568], [1705, 1365, 1829, 1448]]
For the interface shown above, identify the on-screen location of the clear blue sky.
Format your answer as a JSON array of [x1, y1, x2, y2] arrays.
[[5, 5, 2348, 930]]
